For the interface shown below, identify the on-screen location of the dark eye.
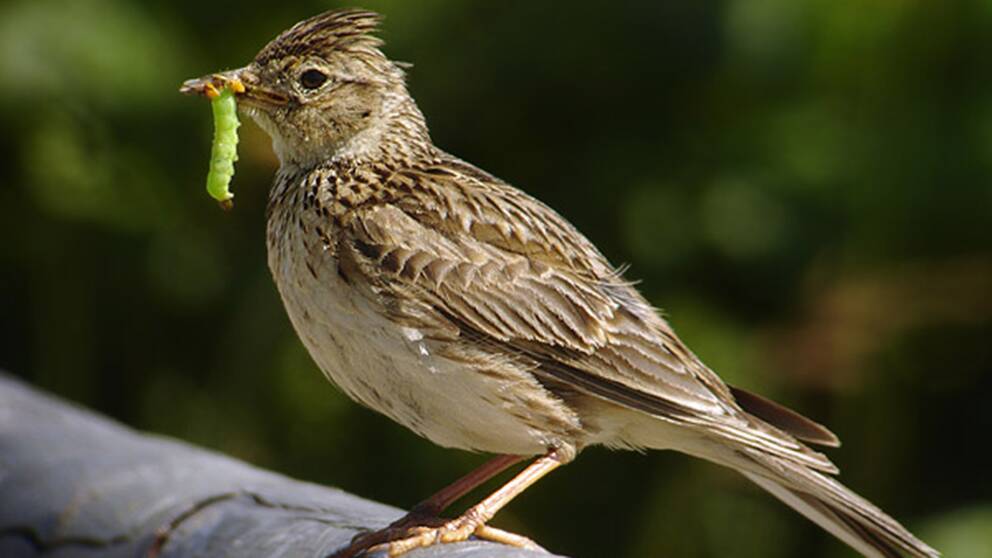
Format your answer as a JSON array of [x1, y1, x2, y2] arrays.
[[300, 69, 328, 90]]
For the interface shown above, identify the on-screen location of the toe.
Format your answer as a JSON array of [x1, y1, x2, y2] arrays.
[[475, 525, 546, 552]]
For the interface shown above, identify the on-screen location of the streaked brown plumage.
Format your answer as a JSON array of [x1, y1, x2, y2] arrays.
[[181, 9, 938, 558]]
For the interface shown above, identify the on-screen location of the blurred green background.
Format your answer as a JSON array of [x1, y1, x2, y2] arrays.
[[2, 0, 990, 556]]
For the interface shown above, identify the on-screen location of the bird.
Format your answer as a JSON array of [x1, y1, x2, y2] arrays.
[[181, 8, 939, 558]]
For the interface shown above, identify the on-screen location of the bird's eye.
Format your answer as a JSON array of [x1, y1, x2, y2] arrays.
[[300, 69, 328, 90]]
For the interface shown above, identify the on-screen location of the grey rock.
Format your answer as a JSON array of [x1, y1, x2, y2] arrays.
[[0, 373, 561, 558]]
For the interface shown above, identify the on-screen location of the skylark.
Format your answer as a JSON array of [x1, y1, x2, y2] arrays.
[[182, 9, 938, 558]]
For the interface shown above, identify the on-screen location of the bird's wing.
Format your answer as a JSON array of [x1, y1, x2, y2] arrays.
[[336, 158, 834, 470]]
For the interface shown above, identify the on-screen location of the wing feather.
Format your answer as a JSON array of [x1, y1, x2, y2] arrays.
[[337, 159, 834, 471]]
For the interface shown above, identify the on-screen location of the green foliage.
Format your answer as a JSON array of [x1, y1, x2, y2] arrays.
[[921, 506, 992, 558], [2, 1, 989, 557]]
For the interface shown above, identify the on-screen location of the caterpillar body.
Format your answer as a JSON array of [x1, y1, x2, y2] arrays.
[[205, 85, 240, 210]]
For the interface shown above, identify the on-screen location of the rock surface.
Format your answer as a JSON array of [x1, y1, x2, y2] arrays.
[[0, 373, 560, 558]]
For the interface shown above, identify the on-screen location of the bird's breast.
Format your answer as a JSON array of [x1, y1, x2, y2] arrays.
[[264, 174, 573, 455]]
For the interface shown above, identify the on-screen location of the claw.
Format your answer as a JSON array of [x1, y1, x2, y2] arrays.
[[373, 516, 538, 557], [474, 525, 545, 552], [331, 515, 540, 558]]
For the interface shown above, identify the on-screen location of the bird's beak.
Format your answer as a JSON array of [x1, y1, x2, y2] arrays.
[[180, 67, 288, 107]]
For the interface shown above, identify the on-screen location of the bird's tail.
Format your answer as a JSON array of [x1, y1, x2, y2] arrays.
[[727, 448, 939, 558]]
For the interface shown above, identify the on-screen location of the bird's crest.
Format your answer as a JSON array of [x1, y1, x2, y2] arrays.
[[255, 8, 385, 64]]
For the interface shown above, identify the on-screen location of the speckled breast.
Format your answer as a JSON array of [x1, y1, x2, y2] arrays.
[[263, 166, 565, 456]]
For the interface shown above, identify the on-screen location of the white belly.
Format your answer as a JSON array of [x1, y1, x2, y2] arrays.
[[266, 209, 569, 456]]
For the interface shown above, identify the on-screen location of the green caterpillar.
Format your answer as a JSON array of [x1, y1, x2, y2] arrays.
[[206, 85, 240, 210]]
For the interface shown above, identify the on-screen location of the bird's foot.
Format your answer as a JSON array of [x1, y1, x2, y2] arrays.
[[331, 509, 544, 557], [371, 512, 544, 557], [330, 510, 446, 558]]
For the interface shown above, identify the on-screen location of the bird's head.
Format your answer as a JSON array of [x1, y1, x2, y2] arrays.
[[182, 9, 429, 167]]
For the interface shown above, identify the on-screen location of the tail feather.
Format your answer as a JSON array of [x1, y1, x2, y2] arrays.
[[738, 451, 939, 558], [624, 381, 938, 556], [742, 471, 899, 558]]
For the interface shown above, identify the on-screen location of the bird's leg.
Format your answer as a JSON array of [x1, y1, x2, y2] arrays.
[[378, 449, 567, 556], [332, 454, 525, 558], [408, 454, 526, 518]]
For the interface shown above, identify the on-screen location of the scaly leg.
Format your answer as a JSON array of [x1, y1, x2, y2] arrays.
[[378, 449, 566, 556], [410, 454, 526, 517], [332, 454, 525, 558]]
